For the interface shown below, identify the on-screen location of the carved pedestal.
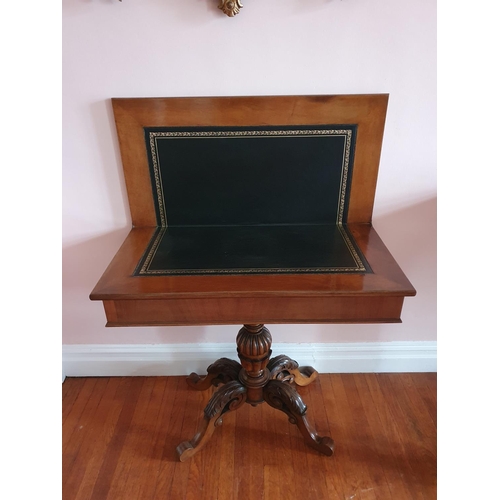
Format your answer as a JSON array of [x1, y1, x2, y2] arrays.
[[176, 324, 334, 461]]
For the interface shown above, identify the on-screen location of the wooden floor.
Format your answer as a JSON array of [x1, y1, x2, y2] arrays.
[[62, 373, 436, 500]]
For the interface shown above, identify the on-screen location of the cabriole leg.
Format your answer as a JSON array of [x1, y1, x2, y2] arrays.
[[176, 380, 247, 462], [263, 379, 334, 456]]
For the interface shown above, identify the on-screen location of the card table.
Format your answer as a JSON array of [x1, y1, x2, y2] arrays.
[[90, 95, 415, 461]]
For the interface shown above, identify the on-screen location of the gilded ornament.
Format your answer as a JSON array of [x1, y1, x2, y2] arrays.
[[218, 0, 243, 17]]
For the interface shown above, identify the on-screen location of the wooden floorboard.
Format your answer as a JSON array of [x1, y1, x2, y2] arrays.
[[62, 374, 437, 500]]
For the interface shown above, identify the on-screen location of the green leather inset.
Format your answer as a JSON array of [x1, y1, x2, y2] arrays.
[[136, 125, 371, 275]]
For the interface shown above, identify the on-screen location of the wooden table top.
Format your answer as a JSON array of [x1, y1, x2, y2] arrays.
[[90, 95, 415, 327], [90, 223, 415, 326]]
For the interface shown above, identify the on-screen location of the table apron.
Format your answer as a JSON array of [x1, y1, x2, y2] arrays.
[[102, 295, 405, 326]]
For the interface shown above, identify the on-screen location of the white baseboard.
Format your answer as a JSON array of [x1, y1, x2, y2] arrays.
[[62, 341, 436, 377]]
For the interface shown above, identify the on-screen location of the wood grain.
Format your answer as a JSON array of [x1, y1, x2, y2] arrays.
[[112, 95, 388, 227], [90, 224, 415, 326], [92, 95, 415, 328], [91, 225, 414, 300], [63, 374, 437, 500]]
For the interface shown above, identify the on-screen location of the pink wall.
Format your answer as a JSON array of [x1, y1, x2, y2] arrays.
[[62, 0, 436, 345]]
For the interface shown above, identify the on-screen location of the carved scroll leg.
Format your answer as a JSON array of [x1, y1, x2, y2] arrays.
[[176, 380, 247, 462], [263, 379, 334, 456], [186, 357, 242, 391], [268, 354, 319, 387]]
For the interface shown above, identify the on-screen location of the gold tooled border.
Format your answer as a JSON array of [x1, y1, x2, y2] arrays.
[[139, 128, 368, 275], [137, 227, 368, 275], [149, 129, 352, 229]]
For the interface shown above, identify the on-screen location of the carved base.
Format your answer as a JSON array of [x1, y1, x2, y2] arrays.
[[186, 357, 242, 390], [176, 380, 247, 462], [177, 324, 334, 461], [264, 380, 334, 456], [268, 354, 319, 386]]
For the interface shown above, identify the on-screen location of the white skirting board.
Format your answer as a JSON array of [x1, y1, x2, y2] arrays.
[[62, 341, 437, 377]]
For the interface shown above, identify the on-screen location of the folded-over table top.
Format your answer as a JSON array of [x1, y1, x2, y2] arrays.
[[90, 95, 415, 326]]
